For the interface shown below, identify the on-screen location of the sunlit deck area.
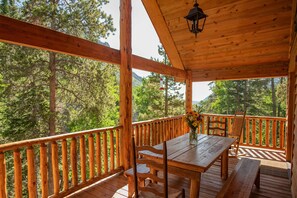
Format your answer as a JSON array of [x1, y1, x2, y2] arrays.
[[66, 147, 291, 198]]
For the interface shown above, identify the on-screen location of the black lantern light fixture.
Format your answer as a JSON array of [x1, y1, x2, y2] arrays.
[[184, 0, 207, 37]]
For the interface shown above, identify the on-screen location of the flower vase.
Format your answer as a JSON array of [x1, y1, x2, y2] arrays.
[[189, 128, 198, 145]]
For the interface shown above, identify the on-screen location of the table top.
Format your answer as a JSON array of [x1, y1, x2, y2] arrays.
[[142, 134, 236, 173]]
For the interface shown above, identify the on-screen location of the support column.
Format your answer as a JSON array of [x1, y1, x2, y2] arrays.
[[120, 0, 132, 170], [185, 70, 193, 113], [287, 64, 296, 162]]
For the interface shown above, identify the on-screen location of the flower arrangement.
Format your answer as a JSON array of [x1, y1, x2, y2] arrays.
[[185, 110, 203, 145], [185, 111, 203, 131]]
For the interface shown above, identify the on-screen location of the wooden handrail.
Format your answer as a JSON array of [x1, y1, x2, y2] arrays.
[[0, 126, 122, 152]]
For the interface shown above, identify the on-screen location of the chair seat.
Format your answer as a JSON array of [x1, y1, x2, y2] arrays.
[[139, 183, 184, 198]]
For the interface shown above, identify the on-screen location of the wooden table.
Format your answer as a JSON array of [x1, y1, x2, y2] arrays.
[[141, 134, 236, 198]]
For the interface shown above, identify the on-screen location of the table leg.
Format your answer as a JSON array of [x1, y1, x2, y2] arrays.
[[221, 149, 228, 180], [190, 173, 201, 198]]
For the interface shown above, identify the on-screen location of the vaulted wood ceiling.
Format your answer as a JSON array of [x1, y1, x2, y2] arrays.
[[142, 0, 293, 81]]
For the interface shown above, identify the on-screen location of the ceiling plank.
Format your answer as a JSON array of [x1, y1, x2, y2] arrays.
[[141, 0, 184, 70], [192, 62, 288, 81], [0, 15, 186, 79]]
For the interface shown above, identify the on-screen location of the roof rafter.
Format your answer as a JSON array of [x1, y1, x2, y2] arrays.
[[142, 0, 185, 70]]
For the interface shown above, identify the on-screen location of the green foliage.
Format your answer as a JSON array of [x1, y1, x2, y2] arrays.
[[199, 78, 286, 117], [0, 0, 117, 143], [133, 45, 184, 121]]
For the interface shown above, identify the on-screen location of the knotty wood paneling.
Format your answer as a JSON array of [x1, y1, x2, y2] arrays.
[[142, 0, 292, 75]]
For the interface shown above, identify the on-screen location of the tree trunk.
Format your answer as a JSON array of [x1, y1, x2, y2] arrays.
[[277, 78, 283, 117], [243, 80, 248, 112], [164, 76, 168, 117], [48, 1, 58, 193], [48, 51, 57, 195], [271, 78, 276, 116]]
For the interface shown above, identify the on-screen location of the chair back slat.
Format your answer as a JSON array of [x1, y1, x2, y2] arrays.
[[207, 117, 227, 137]]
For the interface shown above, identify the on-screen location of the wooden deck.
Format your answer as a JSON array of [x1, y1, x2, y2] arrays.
[[66, 147, 292, 198]]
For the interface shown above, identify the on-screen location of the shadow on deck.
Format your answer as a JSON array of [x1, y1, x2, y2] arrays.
[[66, 147, 292, 198]]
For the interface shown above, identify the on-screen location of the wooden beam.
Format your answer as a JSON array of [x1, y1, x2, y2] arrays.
[[185, 71, 192, 113], [120, 0, 132, 170], [0, 15, 121, 65], [192, 62, 288, 82], [132, 55, 186, 79], [0, 15, 186, 79], [141, 0, 184, 70]]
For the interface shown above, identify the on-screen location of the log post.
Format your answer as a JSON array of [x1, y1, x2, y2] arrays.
[[287, 71, 295, 161], [0, 152, 7, 198], [186, 70, 193, 113], [14, 150, 22, 198], [120, 0, 132, 170]]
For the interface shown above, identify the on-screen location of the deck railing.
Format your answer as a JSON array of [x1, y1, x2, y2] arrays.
[[132, 115, 187, 146], [0, 113, 287, 197], [0, 126, 122, 198], [199, 114, 287, 150]]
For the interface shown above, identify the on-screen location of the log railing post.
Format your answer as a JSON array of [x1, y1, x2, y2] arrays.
[[79, 136, 86, 183], [51, 141, 59, 195], [27, 146, 37, 198], [14, 149, 22, 198], [120, 0, 132, 170], [40, 144, 48, 197], [287, 71, 295, 161], [61, 140, 68, 191], [0, 152, 7, 198], [70, 138, 78, 186]]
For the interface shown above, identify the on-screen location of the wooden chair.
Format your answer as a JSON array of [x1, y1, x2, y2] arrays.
[[207, 117, 227, 137], [228, 111, 246, 158], [132, 137, 185, 198]]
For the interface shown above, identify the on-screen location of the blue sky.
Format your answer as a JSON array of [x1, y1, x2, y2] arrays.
[[102, 0, 212, 102]]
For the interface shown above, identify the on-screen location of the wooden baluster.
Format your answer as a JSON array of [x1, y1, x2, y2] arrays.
[[158, 121, 161, 143], [202, 116, 205, 134], [40, 144, 48, 197], [272, 120, 277, 149], [52, 141, 59, 195], [116, 129, 120, 168], [143, 125, 147, 145], [88, 134, 95, 179], [27, 146, 37, 198], [139, 125, 143, 146], [103, 131, 108, 174], [259, 119, 263, 147], [14, 149, 22, 198], [228, 118, 232, 134], [147, 124, 151, 146], [151, 123, 155, 146], [252, 119, 256, 146], [280, 121, 284, 149], [110, 130, 115, 171], [80, 136, 86, 183], [135, 125, 139, 146], [71, 137, 78, 186], [0, 152, 6, 198], [61, 140, 68, 192], [246, 119, 250, 145], [165, 120, 169, 139], [96, 133, 102, 176], [266, 120, 270, 147]]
